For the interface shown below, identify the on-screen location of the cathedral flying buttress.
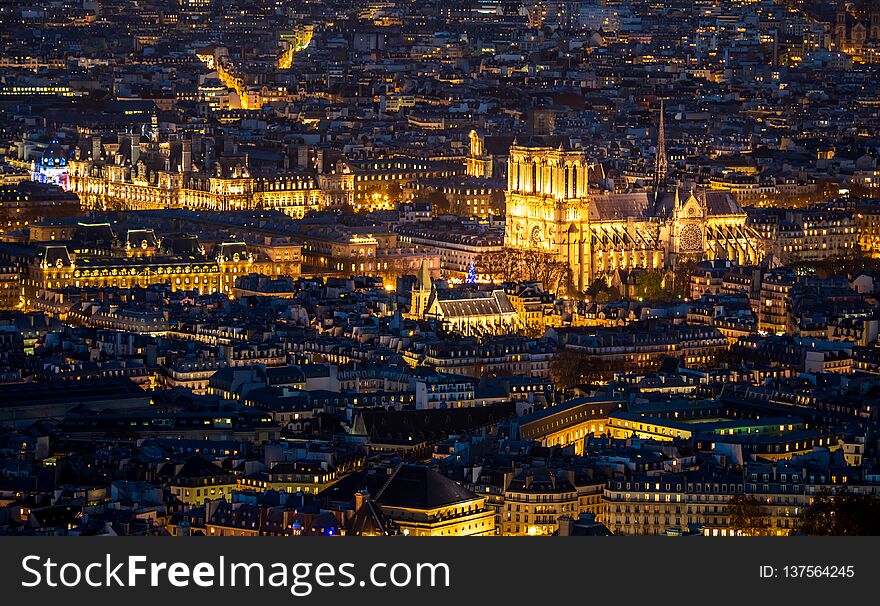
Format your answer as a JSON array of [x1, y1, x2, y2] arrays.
[[503, 142, 764, 291]]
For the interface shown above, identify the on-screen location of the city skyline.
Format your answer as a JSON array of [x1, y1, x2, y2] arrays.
[[0, 0, 879, 537]]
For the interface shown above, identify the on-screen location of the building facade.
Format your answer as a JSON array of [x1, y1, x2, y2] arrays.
[[504, 142, 764, 290], [66, 135, 323, 218], [22, 240, 268, 310]]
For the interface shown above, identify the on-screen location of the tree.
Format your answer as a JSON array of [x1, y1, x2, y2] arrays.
[[502, 250, 524, 282], [477, 249, 518, 283], [521, 249, 542, 282], [536, 260, 571, 297], [520, 323, 546, 339], [668, 262, 694, 299], [549, 350, 622, 389], [799, 491, 880, 536], [728, 494, 772, 536], [586, 278, 608, 298], [635, 271, 664, 300], [477, 248, 548, 286], [489, 189, 506, 216], [477, 247, 572, 294], [386, 181, 403, 201], [377, 256, 417, 283], [550, 349, 590, 390], [425, 190, 451, 214], [477, 250, 505, 283]]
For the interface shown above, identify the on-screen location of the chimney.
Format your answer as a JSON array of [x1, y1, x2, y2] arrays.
[[191, 134, 202, 165], [130, 133, 140, 164], [205, 499, 222, 520], [354, 489, 368, 511], [204, 139, 215, 169], [557, 515, 574, 537], [182, 139, 192, 173]]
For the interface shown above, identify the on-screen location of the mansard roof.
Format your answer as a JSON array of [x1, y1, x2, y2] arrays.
[[36, 244, 73, 267], [376, 464, 480, 510], [125, 228, 159, 249]]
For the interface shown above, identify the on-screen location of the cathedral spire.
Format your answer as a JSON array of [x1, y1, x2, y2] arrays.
[[417, 257, 431, 290], [654, 99, 668, 189]]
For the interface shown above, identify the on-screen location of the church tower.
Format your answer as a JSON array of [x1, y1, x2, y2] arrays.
[[466, 130, 488, 178], [409, 258, 433, 319], [504, 141, 594, 289], [836, 1, 848, 49], [870, 0, 880, 41]]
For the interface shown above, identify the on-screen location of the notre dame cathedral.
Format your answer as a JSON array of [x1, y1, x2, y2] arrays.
[[499, 112, 763, 291]]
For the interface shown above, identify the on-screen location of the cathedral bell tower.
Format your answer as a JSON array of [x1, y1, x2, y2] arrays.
[[466, 130, 488, 178], [504, 141, 594, 290], [870, 0, 880, 41], [836, 0, 848, 49]]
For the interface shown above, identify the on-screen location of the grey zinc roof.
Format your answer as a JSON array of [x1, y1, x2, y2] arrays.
[[436, 290, 515, 318]]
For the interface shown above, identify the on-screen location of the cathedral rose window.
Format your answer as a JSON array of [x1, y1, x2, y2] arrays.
[[680, 224, 703, 252], [530, 226, 542, 248]]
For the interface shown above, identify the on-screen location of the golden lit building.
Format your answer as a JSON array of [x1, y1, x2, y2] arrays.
[[502, 469, 579, 536], [505, 282, 555, 332], [323, 157, 464, 211], [424, 287, 520, 335], [408, 257, 435, 319], [0, 263, 19, 310], [603, 472, 808, 536], [504, 142, 763, 290], [158, 457, 239, 508], [236, 461, 345, 496], [0, 181, 80, 235], [245, 237, 303, 277], [511, 397, 622, 455], [375, 464, 496, 536], [408, 255, 523, 334], [67, 135, 322, 217], [21, 240, 269, 310], [856, 201, 880, 257], [278, 25, 314, 68]]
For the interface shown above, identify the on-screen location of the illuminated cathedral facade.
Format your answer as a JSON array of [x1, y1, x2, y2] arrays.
[[503, 141, 764, 291]]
